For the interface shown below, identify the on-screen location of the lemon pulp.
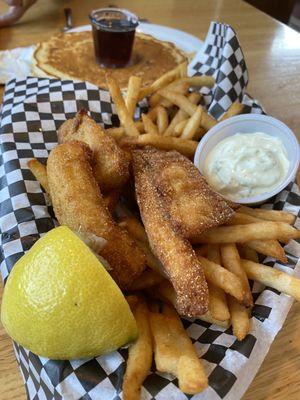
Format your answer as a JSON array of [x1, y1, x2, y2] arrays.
[[1, 226, 137, 359]]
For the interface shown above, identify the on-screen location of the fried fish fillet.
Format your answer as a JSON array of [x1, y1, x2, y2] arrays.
[[133, 149, 208, 317], [47, 141, 146, 289], [141, 148, 234, 241], [58, 110, 129, 193]]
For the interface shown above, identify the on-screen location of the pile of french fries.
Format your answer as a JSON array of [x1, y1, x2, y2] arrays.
[[27, 64, 300, 399], [104, 61, 245, 158], [118, 206, 300, 398]]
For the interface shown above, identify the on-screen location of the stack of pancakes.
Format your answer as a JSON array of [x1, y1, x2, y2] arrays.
[[33, 31, 188, 89]]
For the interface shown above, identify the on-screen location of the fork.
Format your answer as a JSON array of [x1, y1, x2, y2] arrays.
[[62, 8, 73, 32]]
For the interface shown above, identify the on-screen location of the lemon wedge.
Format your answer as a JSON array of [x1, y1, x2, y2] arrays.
[[1, 226, 137, 359]]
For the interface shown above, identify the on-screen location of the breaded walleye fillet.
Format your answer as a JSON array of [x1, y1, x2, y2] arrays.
[[133, 149, 208, 317], [58, 110, 129, 193], [141, 148, 234, 241], [47, 141, 146, 289]]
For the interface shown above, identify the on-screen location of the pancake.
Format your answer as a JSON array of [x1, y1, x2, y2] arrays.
[[33, 31, 188, 90]]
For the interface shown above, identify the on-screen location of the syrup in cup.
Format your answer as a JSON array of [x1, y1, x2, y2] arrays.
[[89, 8, 139, 68]]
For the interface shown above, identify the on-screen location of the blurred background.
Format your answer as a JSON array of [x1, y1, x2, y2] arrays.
[[0, 0, 300, 31], [245, 0, 300, 31]]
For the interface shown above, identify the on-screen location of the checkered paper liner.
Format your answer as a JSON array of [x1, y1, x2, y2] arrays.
[[0, 21, 299, 400]]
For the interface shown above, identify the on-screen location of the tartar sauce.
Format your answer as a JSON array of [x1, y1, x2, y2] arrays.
[[204, 132, 289, 200]]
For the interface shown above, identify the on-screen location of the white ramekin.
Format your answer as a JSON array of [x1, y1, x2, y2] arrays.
[[194, 114, 300, 205]]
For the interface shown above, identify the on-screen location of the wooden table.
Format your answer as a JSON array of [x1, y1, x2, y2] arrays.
[[0, 1, 300, 399]]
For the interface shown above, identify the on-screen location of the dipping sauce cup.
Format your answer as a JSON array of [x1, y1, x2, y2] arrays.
[[89, 8, 139, 68]]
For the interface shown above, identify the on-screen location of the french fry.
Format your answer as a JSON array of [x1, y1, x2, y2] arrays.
[[239, 206, 296, 225], [194, 129, 210, 142], [196, 254, 245, 302], [149, 302, 208, 394], [105, 120, 145, 139], [228, 215, 287, 262], [227, 212, 290, 262], [181, 106, 205, 139], [151, 280, 230, 328], [241, 259, 300, 301], [158, 89, 197, 114], [125, 76, 142, 118], [246, 240, 287, 263], [142, 113, 159, 135], [220, 102, 245, 121], [207, 282, 230, 321], [207, 245, 230, 321], [129, 268, 165, 290], [182, 91, 202, 103], [165, 113, 187, 137], [174, 118, 189, 134], [174, 119, 206, 139], [149, 74, 212, 108], [156, 106, 169, 134], [164, 92, 201, 136], [238, 246, 259, 263], [123, 298, 153, 400], [106, 75, 140, 137], [194, 222, 300, 244], [138, 62, 187, 100], [120, 133, 198, 158], [147, 106, 159, 121], [119, 216, 148, 243], [168, 80, 190, 92], [227, 212, 262, 225], [149, 81, 190, 108], [158, 89, 217, 130], [105, 127, 126, 140], [178, 75, 215, 88], [135, 120, 146, 131], [207, 244, 221, 264], [199, 311, 230, 328], [151, 75, 213, 109], [149, 93, 166, 109], [168, 76, 214, 90], [154, 76, 214, 107], [157, 98, 175, 109], [150, 62, 188, 89], [227, 295, 250, 341], [178, 62, 188, 77], [220, 243, 253, 306], [28, 159, 49, 193]]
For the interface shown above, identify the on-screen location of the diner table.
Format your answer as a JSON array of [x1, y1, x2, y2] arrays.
[[0, 0, 300, 399]]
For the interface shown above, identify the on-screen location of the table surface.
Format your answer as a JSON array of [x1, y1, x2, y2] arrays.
[[0, 1, 300, 399]]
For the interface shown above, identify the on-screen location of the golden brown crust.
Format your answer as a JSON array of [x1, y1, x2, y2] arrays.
[[140, 148, 234, 240], [47, 141, 146, 289], [132, 149, 208, 317], [58, 110, 129, 193]]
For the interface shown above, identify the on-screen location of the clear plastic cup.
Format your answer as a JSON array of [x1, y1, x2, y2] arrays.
[[89, 8, 139, 68]]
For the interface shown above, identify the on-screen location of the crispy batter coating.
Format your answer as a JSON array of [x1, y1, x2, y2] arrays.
[[140, 148, 234, 240], [58, 110, 129, 193], [47, 141, 146, 289], [133, 149, 208, 317]]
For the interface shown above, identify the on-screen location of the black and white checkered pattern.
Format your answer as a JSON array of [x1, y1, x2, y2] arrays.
[[190, 22, 265, 118], [1, 22, 299, 400]]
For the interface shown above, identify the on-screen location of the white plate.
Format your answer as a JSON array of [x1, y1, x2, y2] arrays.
[[69, 22, 203, 55]]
